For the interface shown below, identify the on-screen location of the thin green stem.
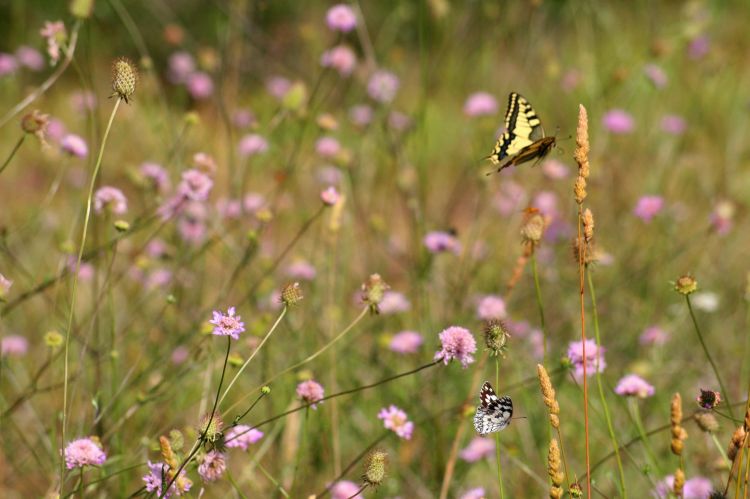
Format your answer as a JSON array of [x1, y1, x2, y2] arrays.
[[495, 359, 505, 499], [346, 485, 368, 499], [60, 96, 122, 494], [258, 463, 290, 498], [686, 295, 735, 419], [0, 135, 25, 176], [710, 433, 731, 468], [587, 269, 626, 497], [530, 252, 546, 363], [629, 398, 660, 474]]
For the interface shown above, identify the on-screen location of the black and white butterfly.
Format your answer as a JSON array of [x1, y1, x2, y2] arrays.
[[473, 381, 513, 435]]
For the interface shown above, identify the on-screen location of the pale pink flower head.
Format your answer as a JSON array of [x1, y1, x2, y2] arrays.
[[192, 152, 217, 174], [367, 70, 399, 103], [493, 180, 527, 215], [315, 136, 341, 158], [216, 198, 242, 219], [94, 186, 128, 215], [286, 260, 317, 281], [349, 104, 374, 127], [61, 134, 88, 157], [643, 64, 668, 88], [542, 159, 570, 179], [198, 450, 226, 482], [46, 118, 66, 143], [331, 481, 363, 499], [603, 109, 635, 134], [15, 46, 44, 71], [243, 192, 266, 212], [238, 133, 269, 157], [661, 114, 686, 135], [389, 330, 423, 354], [143, 460, 192, 497], [266, 76, 291, 100], [232, 108, 256, 128], [459, 436, 495, 462], [533, 191, 559, 218], [171, 345, 189, 365], [317, 166, 343, 185], [388, 110, 412, 131], [640, 326, 669, 346], [561, 68, 581, 92], [178, 168, 213, 201], [460, 487, 487, 499], [463, 92, 498, 117], [321, 45, 357, 76], [145, 268, 172, 290], [424, 231, 461, 254], [652, 475, 713, 498], [225, 425, 263, 450], [434, 326, 476, 368], [377, 405, 414, 439], [210, 307, 245, 340], [64, 437, 106, 469], [320, 186, 340, 206], [567, 339, 606, 380], [296, 380, 325, 409], [326, 4, 357, 32], [0, 273, 12, 300], [688, 35, 710, 60], [186, 71, 214, 99], [70, 90, 97, 112], [615, 374, 655, 398], [379, 291, 411, 314], [633, 195, 664, 222], [167, 51, 196, 83], [40, 21, 66, 65], [710, 200, 735, 236], [1, 335, 28, 357], [476, 295, 506, 321], [140, 162, 171, 192]]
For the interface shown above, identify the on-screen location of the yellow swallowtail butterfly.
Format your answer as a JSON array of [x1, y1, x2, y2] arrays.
[[487, 92, 556, 173]]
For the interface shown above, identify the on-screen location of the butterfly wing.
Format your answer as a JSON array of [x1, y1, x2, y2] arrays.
[[489, 93, 544, 165], [473, 381, 513, 435]]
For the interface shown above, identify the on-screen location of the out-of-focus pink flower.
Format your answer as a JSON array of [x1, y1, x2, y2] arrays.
[[198, 451, 226, 482], [652, 475, 713, 499], [640, 326, 669, 346], [186, 72, 213, 99], [210, 307, 245, 340], [232, 108, 256, 128], [61, 134, 88, 157], [463, 92, 498, 117], [238, 134, 269, 157], [435, 326, 476, 368], [216, 198, 242, 219], [179, 169, 213, 201], [225, 425, 263, 450], [15, 46, 44, 71], [424, 231, 461, 254], [378, 291, 411, 314], [459, 437, 495, 462], [542, 159, 570, 179], [633, 195, 664, 222], [0, 273, 12, 300], [459, 487, 487, 499], [297, 380, 325, 409], [661, 114, 686, 135], [643, 64, 668, 88], [567, 339, 605, 380], [1, 335, 28, 357], [317, 166, 343, 185], [389, 330, 423, 354], [40, 21, 66, 65], [286, 260, 316, 281], [561, 68, 581, 92], [192, 152, 217, 174], [46, 118, 66, 142], [349, 104, 373, 127], [331, 481, 363, 499], [171, 345, 189, 365], [710, 200, 734, 236], [603, 109, 635, 134], [94, 186, 128, 215], [688, 35, 710, 59], [367, 70, 399, 103], [615, 374, 655, 398], [326, 4, 357, 32], [70, 90, 97, 112], [388, 111, 411, 131], [140, 162, 171, 192], [64, 437, 106, 468], [143, 461, 192, 497], [266, 76, 291, 100], [378, 405, 414, 439], [476, 295, 506, 321], [533, 191, 559, 218], [321, 45, 357, 76], [67, 257, 94, 282], [315, 136, 341, 158], [493, 181, 527, 215], [145, 269, 172, 290], [168, 51, 195, 83], [529, 329, 544, 359], [320, 186, 340, 206], [243, 193, 266, 212]]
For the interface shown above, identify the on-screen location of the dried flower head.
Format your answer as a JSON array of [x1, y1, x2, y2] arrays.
[[673, 468, 685, 497], [363, 449, 388, 487], [21, 109, 49, 144], [361, 273, 389, 314], [670, 393, 687, 456], [727, 426, 746, 461], [697, 389, 721, 410], [111, 56, 138, 103], [548, 438, 564, 499], [574, 175, 587, 204], [159, 436, 178, 469], [694, 412, 719, 434], [582, 208, 594, 243], [574, 104, 590, 179], [484, 320, 510, 357], [537, 364, 561, 429], [281, 282, 304, 306], [674, 274, 698, 295], [521, 208, 545, 246]]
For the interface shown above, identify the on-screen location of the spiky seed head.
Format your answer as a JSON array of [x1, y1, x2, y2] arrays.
[[111, 57, 138, 103], [674, 274, 698, 295], [363, 449, 388, 487], [484, 320, 510, 356], [361, 273, 389, 314], [281, 282, 304, 306], [21, 109, 49, 138], [199, 412, 224, 443]]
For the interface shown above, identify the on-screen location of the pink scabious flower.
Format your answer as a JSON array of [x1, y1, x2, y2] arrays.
[[238, 133, 269, 157], [60, 134, 88, 157], [542, 159, 570, 179], [710, 200, 734, 236], [459, 437, 495, 462], [210, 307, 245, 340], [633, 195, 664, 222], [317, 166, 343, 185], [145, 268, 172, 290], [320, 45, 357, 76], [46, 118, 66, 143], [70, 90, 97, 112], [178, 169, 213, 202], [266, 75, 291, 100], [297, 380, 325, 409], [389, 331, 423, 354], [367, 70, 400, 103], [331, 481, 363, 499], [1, 335, 28, 357], [286, 260, 317, 281], [216, 198, 242, 219], [476, 295, 507, 321], [349, 104, 374, 127], [192, 152, 217, 174], [140, 162, 171, 192], [640, 326, 669, 346], [0, 273, 12, 300], [615, 374, 655, 398], [186, 71, 214, 99], [533, 191, 559, 218], [64, 437, 106, 469], [378, 405, 414, 439], [320, 186, 340, 206], [198, 451, 226, 482], [40, 21, 66, 65], [167, 51, 196, 84], [225, 425, 263, 450], [94, 186, 128, 215], [243, 192, 266, 212], [15, 46, 45, 71], [603, 109, 635, 134], [463, 92, 498, 117], [315, 136, 341, 158], [697, 389, 721, 410], [143, 461, 192, 497], [652, 475, 713, 498], [434, 326, 476, 368], [379, 291, 411, 314], [567, 339, 606, 380], [232, 108, 256, 128], [177, 202, 207, 245], [171, 345, 189, 365], [492, 180, 527, 215], [326, 4, 357, 32], [688, 35, 710, 60], [460, 487, 487, 499], [643, 64, 668, 88], [661, 114, 686, 135], [424, 231, 461, 254]]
